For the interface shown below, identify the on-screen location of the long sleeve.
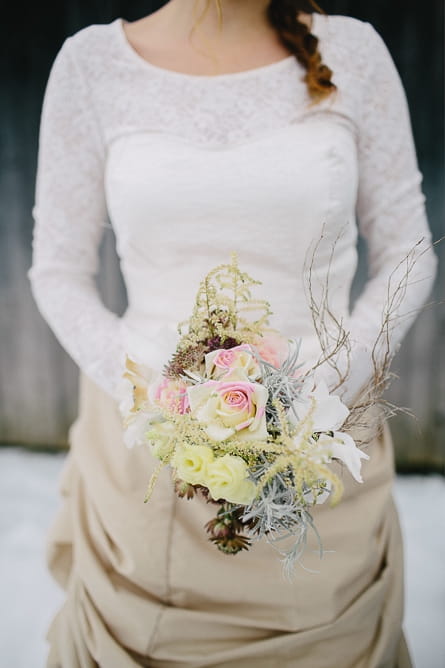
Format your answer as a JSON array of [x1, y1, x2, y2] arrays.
[[28, 36, 125, 400], [321, 23, 438, 404]]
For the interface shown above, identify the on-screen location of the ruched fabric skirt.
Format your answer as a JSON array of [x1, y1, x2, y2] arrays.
[[46, 372, 413, 668]]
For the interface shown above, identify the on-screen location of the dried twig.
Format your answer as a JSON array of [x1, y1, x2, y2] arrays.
[[304, 231, 435, 446]]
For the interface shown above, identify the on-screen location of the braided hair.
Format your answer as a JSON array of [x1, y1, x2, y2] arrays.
[[192, 0, 336, 102], [267, 0, 336, 101]]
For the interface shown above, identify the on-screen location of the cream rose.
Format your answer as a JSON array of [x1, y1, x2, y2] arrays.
[[187, 370, 268, 442], [173, 444, 215, 486], [205, 454, 257, 505], [205, 345, 261, 380]]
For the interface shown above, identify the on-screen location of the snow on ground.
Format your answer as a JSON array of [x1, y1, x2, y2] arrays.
[[0, 448, 444, 668], [393, 475, 445, 667]]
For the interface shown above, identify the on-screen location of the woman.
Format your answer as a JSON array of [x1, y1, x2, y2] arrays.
[[29, 1, 437, 666]]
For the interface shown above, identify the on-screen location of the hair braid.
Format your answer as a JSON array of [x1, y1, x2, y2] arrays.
[[193, 0, 335, 102], [267, 0, 336, 102]]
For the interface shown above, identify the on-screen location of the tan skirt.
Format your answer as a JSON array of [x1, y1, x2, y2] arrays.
[[46, 372, 413, 668]]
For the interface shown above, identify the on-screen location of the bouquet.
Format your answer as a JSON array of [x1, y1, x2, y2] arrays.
[[119, 252, 384, 575]]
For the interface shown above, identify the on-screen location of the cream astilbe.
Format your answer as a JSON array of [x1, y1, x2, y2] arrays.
[[177, 252, 273, 351]]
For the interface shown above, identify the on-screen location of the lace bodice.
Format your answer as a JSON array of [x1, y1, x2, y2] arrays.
[[28, 13, 437, 404]]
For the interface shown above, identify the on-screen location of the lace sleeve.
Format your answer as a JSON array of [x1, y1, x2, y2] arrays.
[[28, 36, 125, 400], [324, 22, 438, 405]]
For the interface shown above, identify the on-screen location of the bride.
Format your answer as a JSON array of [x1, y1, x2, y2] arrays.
[[29, 1, 437, 666]]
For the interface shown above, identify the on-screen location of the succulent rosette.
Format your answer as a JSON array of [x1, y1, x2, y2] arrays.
[[120, 255, 372, 573]]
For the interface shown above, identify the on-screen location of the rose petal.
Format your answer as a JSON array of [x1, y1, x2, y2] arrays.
[[205, 423, 236, 442]]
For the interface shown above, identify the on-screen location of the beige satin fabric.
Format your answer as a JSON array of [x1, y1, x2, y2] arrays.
[[46, 372, 413, 667]]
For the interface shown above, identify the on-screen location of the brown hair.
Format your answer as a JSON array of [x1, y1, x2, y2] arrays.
[[192, 0, 335, 103], [267, 0, 336, 101]]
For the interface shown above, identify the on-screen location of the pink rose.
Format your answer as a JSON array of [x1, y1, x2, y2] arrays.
[[253, 333, 289, 368], [154, 378, 190, 414]]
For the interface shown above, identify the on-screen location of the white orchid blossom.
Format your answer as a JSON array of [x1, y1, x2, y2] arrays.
[[118, 370, 164, 449], [316, 431, 370, 483], [122, 409, 155, 449], [291, 379, 350, 432]]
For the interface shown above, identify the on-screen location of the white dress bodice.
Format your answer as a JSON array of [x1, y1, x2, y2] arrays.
[[28, 13, 437, 402]]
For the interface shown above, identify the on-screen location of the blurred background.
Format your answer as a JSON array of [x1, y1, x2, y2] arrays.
[[0, 1, 444, 667]]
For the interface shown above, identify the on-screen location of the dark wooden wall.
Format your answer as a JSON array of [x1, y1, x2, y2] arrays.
[[1, 1, 444, 470]]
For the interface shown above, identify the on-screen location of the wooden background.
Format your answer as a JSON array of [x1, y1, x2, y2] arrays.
[[1, 0, 444, 471]]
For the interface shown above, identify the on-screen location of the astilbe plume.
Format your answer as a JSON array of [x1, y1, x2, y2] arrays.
[[176, 253, 273, 354]]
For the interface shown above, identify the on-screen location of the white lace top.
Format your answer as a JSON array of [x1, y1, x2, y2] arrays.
[[28, 13, 437, 404]]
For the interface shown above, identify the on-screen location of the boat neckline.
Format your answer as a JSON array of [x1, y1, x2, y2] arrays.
[[114, 13, 324, 80]]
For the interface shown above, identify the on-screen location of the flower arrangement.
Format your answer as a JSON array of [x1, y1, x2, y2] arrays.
[[119, 253, 379, 575]]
